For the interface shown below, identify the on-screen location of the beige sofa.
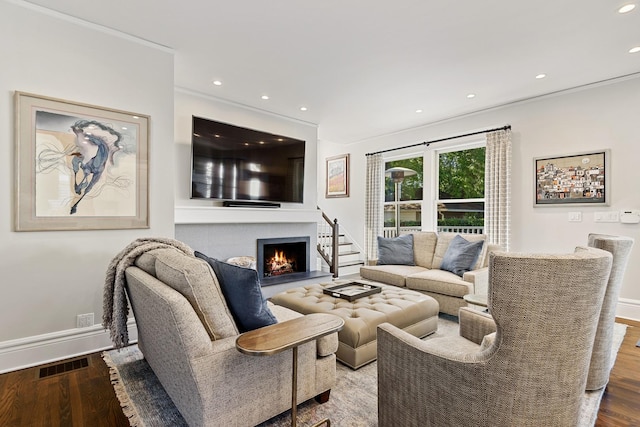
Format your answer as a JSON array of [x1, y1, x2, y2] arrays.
[[123, 247, 339, 427], [360, 232, 500, 315]]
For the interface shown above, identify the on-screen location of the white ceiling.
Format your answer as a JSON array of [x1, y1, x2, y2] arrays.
[[26, 0, 640, 143]]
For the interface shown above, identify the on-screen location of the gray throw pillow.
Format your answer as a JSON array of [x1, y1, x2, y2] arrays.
[[440, 234, 485, 277], [195, 251, 277, 332], [377, 234, 415, 265]]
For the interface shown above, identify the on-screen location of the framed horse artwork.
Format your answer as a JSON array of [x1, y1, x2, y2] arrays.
[[14, 92, 149, 231]]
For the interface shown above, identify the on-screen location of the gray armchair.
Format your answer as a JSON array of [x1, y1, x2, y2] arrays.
[[377, 248, 612, 427], [585, 234, 634, 390], [458, 234, 634, 389]]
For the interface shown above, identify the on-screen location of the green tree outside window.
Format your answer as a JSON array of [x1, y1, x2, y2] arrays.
[[438, 147, 485, 199], [437, 147, 485, 228]]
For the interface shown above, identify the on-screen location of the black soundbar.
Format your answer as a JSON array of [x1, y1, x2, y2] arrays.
[[222, 201, 281, 208]]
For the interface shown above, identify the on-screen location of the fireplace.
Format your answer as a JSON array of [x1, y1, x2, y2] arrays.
[[257, 236, 310, 286]]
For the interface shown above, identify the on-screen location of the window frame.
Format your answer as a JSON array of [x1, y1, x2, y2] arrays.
[[382, 152, 424, 236], [433, 141, 486, 231]]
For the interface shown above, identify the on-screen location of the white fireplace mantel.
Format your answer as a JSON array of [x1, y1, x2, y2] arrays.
[[174, 206, 321, 224]]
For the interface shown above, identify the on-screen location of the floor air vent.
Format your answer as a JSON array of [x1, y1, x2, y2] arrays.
[[39, 357, 89, 378]]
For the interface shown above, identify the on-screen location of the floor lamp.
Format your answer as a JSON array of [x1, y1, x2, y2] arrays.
[[384, 167, 417, 237]]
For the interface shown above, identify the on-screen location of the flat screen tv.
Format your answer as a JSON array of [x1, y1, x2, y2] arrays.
[[191, 116, 305, 203]]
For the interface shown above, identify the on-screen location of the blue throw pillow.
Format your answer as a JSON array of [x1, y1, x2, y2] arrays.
[[195, 251, 277, 332], [377, 234, 415, 265], [440, 235, 485, 277]]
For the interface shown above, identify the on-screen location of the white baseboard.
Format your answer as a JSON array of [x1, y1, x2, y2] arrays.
[[0, 319, 138, 374], [616, 298, 640, 322]]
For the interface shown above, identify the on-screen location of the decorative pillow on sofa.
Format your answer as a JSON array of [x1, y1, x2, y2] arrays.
[[195, 251, 277, 332], [440, 234, 485, 277], [377, 234, 415, 265]]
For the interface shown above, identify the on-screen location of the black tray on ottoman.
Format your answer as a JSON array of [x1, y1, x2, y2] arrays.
[[322, 282, 382, 302]]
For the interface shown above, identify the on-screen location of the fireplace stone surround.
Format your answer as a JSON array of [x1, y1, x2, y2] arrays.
[[175, 220, 331, 297]]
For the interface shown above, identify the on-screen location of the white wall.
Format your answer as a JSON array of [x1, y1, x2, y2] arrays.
[[318, 76, 640, 319], [0, 2, 175, 371]]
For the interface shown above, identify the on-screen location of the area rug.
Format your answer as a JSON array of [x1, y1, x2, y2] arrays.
[[103, 317, 626, 427]]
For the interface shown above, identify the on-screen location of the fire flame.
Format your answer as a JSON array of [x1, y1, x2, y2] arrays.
[[273, 250, 287, 262], [267, 250, 295, 276]]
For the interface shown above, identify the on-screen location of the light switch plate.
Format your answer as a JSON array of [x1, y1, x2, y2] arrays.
[[594, 211, 619, 223], [568, 212, 582, 222]]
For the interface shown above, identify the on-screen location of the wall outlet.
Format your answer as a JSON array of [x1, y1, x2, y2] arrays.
[[568, 212, 582, 222], [76, 313, 94, 328]]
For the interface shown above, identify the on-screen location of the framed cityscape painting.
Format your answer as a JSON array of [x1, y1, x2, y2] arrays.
[[534, 150, 610, 207], [14, 92, 149, 231]]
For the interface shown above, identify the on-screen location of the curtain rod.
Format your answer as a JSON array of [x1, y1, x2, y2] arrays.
[[365, 124, 511, 156]]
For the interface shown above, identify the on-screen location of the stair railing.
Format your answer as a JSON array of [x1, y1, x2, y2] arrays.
[[317, 210, 340, 278]]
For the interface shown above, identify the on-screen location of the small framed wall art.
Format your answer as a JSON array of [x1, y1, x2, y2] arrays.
[[534, 150, 610, 207], [14, 92, 150, 231], [326, 153, 349, 198]]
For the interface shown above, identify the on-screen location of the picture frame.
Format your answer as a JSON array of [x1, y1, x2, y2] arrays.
[[14, 92, 150, 231], [326, 153, 349, 198], [534, 149, 610, 207]]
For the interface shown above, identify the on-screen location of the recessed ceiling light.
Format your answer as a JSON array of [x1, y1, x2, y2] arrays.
[[535, 73, 547, 79], [212, 80, 222, 86], [261, 95, 269, 100], [618, 4, 636, 13], [467, 93, 476, 99], [415, 109, 423, 113], [300, 106, 308, 111], [629, 46, 640, 53]]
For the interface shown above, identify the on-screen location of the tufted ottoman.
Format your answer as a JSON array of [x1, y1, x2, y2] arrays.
[[270, 280, 439, 369]]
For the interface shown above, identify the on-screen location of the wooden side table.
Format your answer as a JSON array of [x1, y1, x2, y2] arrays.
[[236, 313, 344, 427]]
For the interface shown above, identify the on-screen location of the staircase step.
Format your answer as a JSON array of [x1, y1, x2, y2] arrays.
[[339, 250, 360, 256], [338, 253, 361, 264], [339, 260, 365, 268], [337, 263, 364, 277]]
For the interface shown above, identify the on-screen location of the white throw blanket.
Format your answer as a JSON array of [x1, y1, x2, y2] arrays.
[[103, 237, 194, 349]]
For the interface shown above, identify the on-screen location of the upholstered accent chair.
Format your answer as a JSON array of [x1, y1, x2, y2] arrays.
[[377, 248, 612, 427], [585, 234, 634, 390], [458, 234, 634, 391]]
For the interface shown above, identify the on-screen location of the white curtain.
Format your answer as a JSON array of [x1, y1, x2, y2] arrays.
[[365, 153, 384, 263], [485, 129, 512, 251]]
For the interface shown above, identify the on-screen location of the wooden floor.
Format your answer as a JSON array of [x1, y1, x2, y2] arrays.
[[0, 318, 638, 427], [0, 352, 129, 427], [595, 317, 640, 427]]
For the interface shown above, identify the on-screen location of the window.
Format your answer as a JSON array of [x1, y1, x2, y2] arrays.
[[384, 157, 423, 237], [436, 146, 485, 234]]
